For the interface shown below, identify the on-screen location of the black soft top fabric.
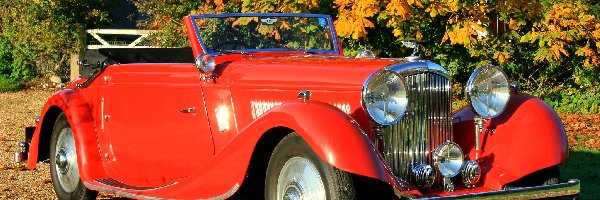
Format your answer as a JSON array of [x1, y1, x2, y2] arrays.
[[85, 48, 194, 64]]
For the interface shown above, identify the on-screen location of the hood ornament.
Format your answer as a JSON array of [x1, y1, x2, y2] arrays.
[[402, 41, 419, 60]]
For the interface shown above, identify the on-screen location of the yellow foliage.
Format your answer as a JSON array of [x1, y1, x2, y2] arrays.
[[520, 1, 600, 64], [332, 0, 380, 39], [190, 0, 600, 67], [242, 0, 319, 13], [493, 52, 511, 64], [335, 9, 374, 39], [576, 44, 600, 68], [415, 31, 423, 42]]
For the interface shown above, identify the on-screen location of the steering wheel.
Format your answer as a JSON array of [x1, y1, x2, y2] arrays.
[[213, 40, 250, 51]]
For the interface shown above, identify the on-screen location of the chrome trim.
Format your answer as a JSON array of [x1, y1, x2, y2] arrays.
[[297, 90, 312, 102], [95, 179, 177, 191], [382, 64, 452, 184], [14, 150, 24, 163], [195, 54, 216, 73], [355, 48, 376, 58], [474, 117, 484, 151], [84, 182, 165, 200], [35, 116, 40, 124], [410, 179, 580, 199], [101, 97, 105, 131], [179, 107, 197, 115], [386, 61, 449, 78], [461, 160, 481, 187], [250, 100, 284, 119], [15, 141, 28, 162], [208, 183, 240, 200], [85, 181, 240, 200], [442, 177, 454, 193], [411, 164, 435, 189], [510, 83, 521, 93]]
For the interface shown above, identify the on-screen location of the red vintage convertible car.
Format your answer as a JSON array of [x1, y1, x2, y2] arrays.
[[16, 13, 579, 199]]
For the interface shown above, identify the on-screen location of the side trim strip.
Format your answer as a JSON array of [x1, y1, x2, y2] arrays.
[[84, 182, 164, 200], [83, 182, 240, 200], [208, 183, 240, 200]]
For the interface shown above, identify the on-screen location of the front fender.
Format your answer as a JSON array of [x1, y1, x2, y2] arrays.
[[453, 94, 568, 190], [170, 101, 390, 198], [264, 101, 387, 180], [27, 89, 105, 182]]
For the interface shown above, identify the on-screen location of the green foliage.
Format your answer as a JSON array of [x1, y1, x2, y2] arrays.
[[541, 86, 600, 115], [0, 76, 22, 92], [0, 0, 110, 81]]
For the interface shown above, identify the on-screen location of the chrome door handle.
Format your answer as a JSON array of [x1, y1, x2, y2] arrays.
[[180, 107, 197, 115]]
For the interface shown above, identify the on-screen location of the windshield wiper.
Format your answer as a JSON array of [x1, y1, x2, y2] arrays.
[[282, 47, 321, 54], [214, 49, 249, 55]]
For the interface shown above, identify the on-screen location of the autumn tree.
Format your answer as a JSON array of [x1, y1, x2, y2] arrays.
[[134, 0, 599, 112], [0, 0, 109, 83]]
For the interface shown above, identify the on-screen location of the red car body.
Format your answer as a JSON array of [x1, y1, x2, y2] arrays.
[[20, 13, 579, 199]]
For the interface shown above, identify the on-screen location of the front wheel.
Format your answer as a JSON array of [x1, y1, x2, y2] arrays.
[[265, 133, 356, 200], [49, 113, 98, 200]]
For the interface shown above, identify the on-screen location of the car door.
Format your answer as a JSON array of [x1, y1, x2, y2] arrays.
[[96, 64, 214, 187]]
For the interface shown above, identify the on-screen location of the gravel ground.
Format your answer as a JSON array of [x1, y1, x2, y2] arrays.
[[0, 88, 119, 199], [1, 89, 56, 199]]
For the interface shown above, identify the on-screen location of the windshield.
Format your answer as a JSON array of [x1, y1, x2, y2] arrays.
[[191, 13, 339, 54]]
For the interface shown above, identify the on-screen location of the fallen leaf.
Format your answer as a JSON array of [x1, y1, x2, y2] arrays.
[[2, 144, 11, 152]]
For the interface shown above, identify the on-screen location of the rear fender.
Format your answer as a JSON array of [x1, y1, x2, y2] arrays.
[[27, 89, 105, 182], [453, 94, 568, 190], [171, 101, 391, 198]]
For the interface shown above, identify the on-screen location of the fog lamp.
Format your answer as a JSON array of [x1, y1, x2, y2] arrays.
[[461, 160, 481, 187], [412, 164, 435, 188], [433, 141, 464, 178]]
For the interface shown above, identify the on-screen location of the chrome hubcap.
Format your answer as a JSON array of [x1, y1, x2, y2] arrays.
[[283, 182, 302, 200], [277, 157, 325, 200], [54, 127, 80, 193], [56, 149, 69, 174]]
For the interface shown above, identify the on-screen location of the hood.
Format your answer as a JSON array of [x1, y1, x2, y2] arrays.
[[222, 55, 404, 91]]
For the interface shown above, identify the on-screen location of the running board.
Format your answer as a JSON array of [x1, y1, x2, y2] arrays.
[[94, 178, 177, 191]]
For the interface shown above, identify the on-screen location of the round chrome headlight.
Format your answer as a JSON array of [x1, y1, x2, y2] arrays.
[[433, 142, 464, 178], [466, 65, 510, 118], [362, 70, 408, 126]]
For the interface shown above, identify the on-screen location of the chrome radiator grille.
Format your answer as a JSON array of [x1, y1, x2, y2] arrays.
[[382, 72, 452, 182]]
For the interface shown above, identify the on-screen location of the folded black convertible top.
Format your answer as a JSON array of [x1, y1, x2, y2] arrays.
[[85, 48, 194, 64]]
